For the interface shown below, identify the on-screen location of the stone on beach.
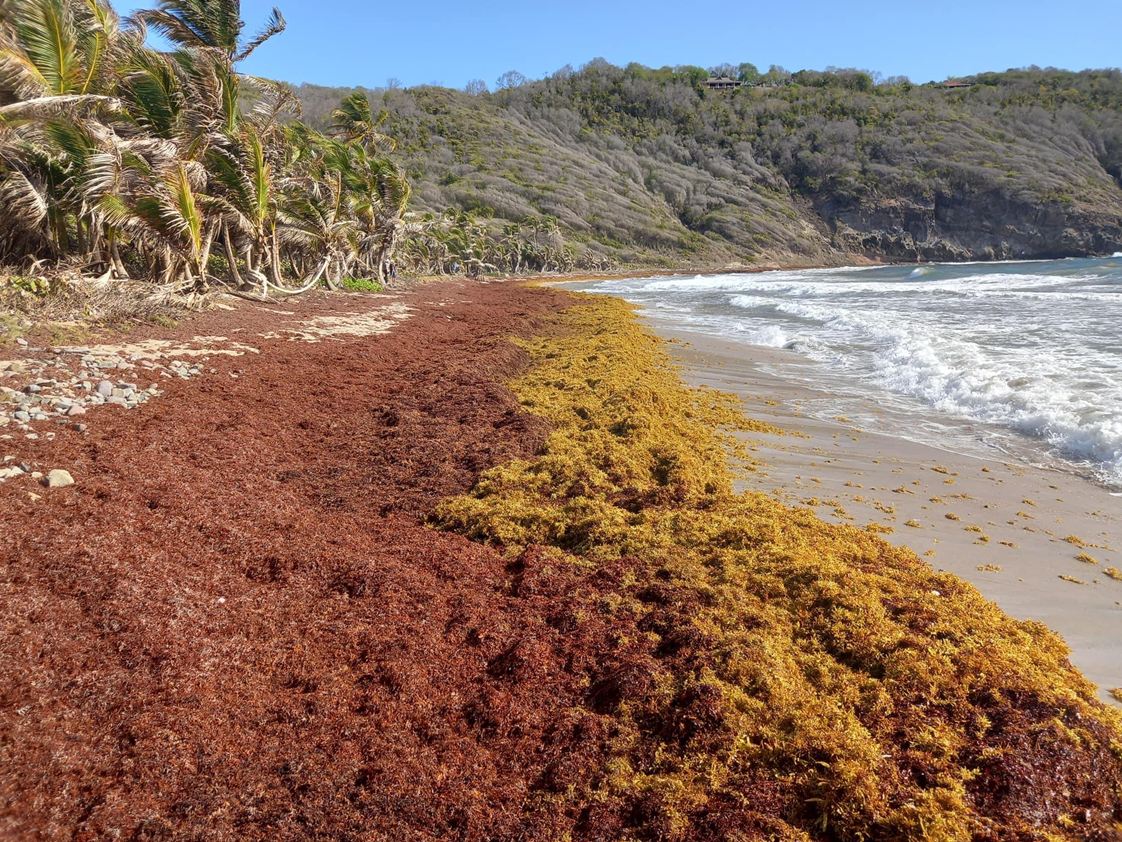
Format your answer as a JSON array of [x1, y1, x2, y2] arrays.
[[44, 469, 74, 488]]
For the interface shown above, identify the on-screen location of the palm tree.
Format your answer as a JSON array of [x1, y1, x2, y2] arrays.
[[328, 91, 396, 152], [0, 0, 416, 294]]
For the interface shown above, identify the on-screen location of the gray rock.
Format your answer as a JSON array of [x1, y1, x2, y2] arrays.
[[67, 404, 87, 417], [72, 423, 88, 432], [13, 411, 29, 422], [26, 384, 41, 394], [0, 466, 24, 480], [97, 380, 113, 397], [15, 338, 27, 347], [106, 396, 128, 406], [44, 469, 74, 488]]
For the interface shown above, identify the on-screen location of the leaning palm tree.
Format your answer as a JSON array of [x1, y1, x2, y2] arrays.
[[206, 124, 275, 288], [337, 143, 410, 280], [277, 166, 355, 291], [328, 91, 396, 153], [102, 158, 215, 289], [0, 0, 127, 267]]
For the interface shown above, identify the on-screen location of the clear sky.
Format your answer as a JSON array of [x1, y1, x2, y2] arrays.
[[124, 0, 1122, 90]]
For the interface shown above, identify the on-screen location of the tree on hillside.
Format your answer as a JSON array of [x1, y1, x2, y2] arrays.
[[495, 70, 527, 90], [737, 62, 760, 82]]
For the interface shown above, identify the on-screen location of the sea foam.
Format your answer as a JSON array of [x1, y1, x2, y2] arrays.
[[588, 258, 1122, 486]]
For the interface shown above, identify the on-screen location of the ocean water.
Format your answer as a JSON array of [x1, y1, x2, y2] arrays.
[[568, 257, 1122, 490]]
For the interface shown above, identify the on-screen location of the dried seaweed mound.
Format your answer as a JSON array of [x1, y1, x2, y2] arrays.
[[439, 294, 1122, 841]]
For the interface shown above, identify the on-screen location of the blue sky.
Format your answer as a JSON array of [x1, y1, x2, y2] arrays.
[[125, 0, 1122, 90]]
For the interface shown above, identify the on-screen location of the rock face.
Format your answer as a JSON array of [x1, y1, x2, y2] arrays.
[[821, 189, 1122, 262]]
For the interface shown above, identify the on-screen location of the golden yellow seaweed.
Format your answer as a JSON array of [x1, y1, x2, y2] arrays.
[[437, 294, 1122, 840]]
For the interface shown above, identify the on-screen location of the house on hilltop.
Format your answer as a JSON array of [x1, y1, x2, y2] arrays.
[[938, 80, 973, 89], [702, 76, 744, 91]]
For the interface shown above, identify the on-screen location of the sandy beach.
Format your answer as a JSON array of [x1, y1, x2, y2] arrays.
[[660, 328, 1122, 706]]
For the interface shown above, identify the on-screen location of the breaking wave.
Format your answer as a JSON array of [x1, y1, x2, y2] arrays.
[[587, 258, 1122, 486]]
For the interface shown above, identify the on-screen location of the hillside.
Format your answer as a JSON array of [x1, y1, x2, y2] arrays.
[[292, 65, 1122, 269]]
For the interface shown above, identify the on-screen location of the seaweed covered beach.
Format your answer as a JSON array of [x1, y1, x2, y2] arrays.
[[1, 280, 1121, 840]]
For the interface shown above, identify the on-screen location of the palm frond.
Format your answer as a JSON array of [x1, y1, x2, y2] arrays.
[[130, 8, 207, 49], [11, 0, 84, 95], [0, 91, 118, 118], [134, 0, 242, 55], [234, 7, 284, 62], [243, 74, 299, 129], [0, 166, 49, 229]]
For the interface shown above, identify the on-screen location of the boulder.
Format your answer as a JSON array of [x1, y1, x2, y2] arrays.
[[44, 469, 74, 488]]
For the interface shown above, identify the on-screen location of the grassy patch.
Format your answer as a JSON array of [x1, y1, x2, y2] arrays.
[[341, 277, 385, 293]]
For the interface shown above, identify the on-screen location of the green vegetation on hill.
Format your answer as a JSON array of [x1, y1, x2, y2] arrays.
[[295, 63, 1122, 269]]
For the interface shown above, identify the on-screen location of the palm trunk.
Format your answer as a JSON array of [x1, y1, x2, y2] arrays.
[[109, 234, 128, 279], [268, 254, 330, 295], [222, 224, 244, 288], [269, 224, 284, 288], [198, 227, 216, 291]]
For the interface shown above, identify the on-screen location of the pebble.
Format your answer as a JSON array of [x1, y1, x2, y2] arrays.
[[15, 338, 27, 346], [44, 469, 74, 488], [2, 343, 216, 429]]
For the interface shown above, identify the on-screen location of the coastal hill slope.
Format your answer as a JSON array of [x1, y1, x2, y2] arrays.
[[292, 64, 1122, 268]]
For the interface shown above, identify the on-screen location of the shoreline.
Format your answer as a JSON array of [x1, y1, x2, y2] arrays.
[[657, 325, 1122, 705]]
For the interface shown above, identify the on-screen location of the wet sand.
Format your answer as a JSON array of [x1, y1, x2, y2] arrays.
[[660, 328, 1122, 707]]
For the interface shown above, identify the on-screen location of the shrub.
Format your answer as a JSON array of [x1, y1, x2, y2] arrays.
[[341, 277, 385, 292]]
